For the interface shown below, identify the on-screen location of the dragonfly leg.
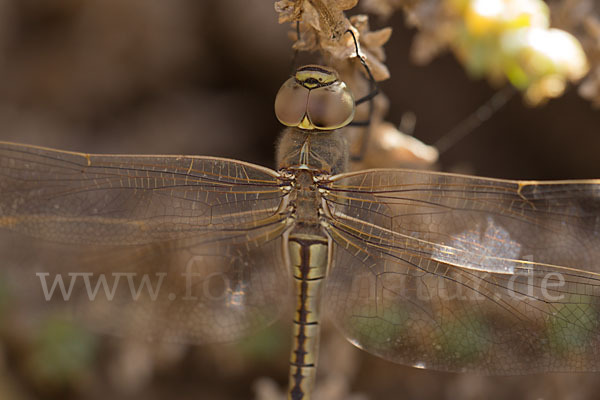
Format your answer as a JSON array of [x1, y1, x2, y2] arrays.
[[345, 29, 379, 162]]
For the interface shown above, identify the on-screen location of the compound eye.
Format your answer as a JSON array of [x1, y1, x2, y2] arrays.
[[274, 77, 310, 127], [306, 81, 355, 130]]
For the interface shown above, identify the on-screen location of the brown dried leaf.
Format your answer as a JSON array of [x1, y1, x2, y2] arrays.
[[275, 0, 392, 80], [351, 121, 439, 171], [274, 0, 303, 23], [363, 25, 392, 50], [336, 0, 360, 10], [349, 14, 392, 80], [305, 0, 352, 39]]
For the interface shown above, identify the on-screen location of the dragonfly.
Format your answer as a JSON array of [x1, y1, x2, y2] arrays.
[[1, 61, 600, 400]]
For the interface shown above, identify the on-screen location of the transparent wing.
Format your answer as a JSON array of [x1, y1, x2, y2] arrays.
[[321, 169, 600, 374], [0, 141, 292, 343]]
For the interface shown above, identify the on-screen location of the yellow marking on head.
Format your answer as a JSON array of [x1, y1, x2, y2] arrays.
[[298, 115, 315, 130], [295, 65, 338, 89]]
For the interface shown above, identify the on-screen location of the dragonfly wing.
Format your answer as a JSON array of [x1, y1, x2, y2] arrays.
[[0, 141, 292, 344], [0, 142, 286, 244], [321, 169, 600, 373]]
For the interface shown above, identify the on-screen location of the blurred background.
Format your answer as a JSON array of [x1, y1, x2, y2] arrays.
[[0, 0, 600, 399]]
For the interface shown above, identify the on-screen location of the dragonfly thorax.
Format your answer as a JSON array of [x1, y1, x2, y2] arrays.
[[276, 128, 348, 175], [274, 65, 355, 131]]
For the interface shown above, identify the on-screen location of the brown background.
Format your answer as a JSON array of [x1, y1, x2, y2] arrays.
[[0, 1, 599, 399]]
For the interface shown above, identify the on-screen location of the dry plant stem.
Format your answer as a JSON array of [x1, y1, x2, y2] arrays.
[[307, 0, 344, 38]]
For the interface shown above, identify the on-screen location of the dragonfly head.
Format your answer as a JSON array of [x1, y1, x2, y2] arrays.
[[274, 65, 355, 131]]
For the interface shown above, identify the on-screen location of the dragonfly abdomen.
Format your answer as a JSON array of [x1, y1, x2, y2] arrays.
[[287, 233, 330, 400]]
